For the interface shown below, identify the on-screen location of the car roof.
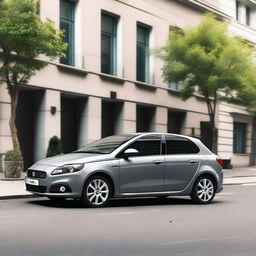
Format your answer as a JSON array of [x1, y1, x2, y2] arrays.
[[122, 132, 199, 141]]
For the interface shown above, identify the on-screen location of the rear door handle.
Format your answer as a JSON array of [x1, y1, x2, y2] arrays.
[[153, 160, 163, 165], [189, 160, 198, 164]]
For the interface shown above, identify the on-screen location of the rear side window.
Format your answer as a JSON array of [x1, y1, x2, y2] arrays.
[[166, 136, 199, 154], [126, 135, 161, 156]]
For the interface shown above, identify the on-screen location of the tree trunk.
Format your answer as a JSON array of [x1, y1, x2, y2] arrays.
[[209, 111, 218, 154], [211, 127, 218, 154], [250, 115, 256, 166], [9, 90, 20, 151]]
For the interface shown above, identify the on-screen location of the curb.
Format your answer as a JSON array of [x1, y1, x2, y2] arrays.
[[224, 182, 256, 186], [0, 178, 25, 181], [0, 194, 37, 200]]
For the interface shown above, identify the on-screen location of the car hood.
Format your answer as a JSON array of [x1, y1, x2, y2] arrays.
[[34, 153, 112, 167]]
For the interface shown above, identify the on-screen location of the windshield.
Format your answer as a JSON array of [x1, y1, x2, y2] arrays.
[[76, 135, 135, 154]]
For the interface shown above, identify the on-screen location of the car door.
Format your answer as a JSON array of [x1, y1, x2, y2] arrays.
[[164, 135, 201, 191], [119, 135, 165, 193]]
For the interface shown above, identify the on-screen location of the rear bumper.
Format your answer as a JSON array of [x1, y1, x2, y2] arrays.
[[216, 169, 224, 193]]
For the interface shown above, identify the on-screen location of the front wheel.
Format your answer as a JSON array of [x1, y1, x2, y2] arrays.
[[81, 176, 111, 207], [190, 176, 215, 204]]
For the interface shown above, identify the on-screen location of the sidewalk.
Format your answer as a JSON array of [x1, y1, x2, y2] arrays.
[[1, 167, 256, 199]]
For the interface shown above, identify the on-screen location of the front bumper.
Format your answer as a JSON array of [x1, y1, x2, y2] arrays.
[[25, 166, 85, 198]]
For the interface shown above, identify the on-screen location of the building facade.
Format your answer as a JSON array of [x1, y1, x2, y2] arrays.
[[0, 0, 255, 170]]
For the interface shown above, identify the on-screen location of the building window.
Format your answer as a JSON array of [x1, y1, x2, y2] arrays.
[[168, 81, 183, 91], [60, 0, 75, 66], [233, 122, 247, 154], [137, 24, 150, 83], [246, 6, 251, 26], [236, 0, 240, 21], [101, 13, 117, 75]]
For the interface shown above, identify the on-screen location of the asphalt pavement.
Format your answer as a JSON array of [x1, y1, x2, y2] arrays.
[[0, 184, 256, 256]]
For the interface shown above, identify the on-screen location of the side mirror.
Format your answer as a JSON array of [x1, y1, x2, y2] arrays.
[[123, 148, 139, 159]]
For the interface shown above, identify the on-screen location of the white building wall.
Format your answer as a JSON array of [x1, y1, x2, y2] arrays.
[[0, 0, 255, 167]]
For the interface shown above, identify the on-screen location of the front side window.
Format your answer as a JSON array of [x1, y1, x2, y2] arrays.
[[126, 135, 161, 156], [137, 25, 150, 83], [233, 122, 247, 154], [60, 0, 75, 66], [101, 13, 117, 75], [165, 136, 199, 154]]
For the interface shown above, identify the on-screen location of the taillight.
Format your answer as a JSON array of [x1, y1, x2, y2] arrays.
[[216, 157, 223, 167]]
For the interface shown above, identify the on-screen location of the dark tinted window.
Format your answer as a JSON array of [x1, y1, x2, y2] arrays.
[[166, 136, 199, 154], [127, 135, 161, 156]]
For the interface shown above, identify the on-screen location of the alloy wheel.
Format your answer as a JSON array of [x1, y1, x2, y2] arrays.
[[86, 178, 110, 206], [196, 178, 214, 202]]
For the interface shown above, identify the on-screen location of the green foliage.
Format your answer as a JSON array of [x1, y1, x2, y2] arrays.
[[5, 149, 23, 161], [0, 0, 67, 153], [46, 136, 63, 157], [0, 0, 67, 88], [156, 13, 256, 107]]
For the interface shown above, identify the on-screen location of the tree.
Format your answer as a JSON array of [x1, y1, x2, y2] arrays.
[[156, 13, 256, 153], [0, 0, 66, 152]]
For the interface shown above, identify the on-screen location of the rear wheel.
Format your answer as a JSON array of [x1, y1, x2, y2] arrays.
[[81, 175, 112, 207], [190, 176, 215, 204]]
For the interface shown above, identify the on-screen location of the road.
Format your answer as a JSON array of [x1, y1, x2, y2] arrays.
[[1, 184, 256, 256]]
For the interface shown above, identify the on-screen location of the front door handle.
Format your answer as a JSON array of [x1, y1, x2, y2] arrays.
[[189, 160, 198, 164], [153, 160, 163, 165]]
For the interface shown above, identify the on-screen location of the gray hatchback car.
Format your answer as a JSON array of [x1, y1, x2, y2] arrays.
[[25, 133, 223, 207]]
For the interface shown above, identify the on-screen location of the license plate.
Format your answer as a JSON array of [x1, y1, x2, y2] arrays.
[[26, 177, 39, 186]]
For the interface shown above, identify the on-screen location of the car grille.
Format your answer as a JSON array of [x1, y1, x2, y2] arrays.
[[26, 184, 47, 193], [27, 170, 47, 179]]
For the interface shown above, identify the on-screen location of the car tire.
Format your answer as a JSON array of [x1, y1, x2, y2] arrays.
[[190, 175, 215, 204], [81, 175, 112, 208]]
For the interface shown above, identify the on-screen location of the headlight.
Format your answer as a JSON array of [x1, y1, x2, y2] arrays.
[[51, 164, 84, 175]]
